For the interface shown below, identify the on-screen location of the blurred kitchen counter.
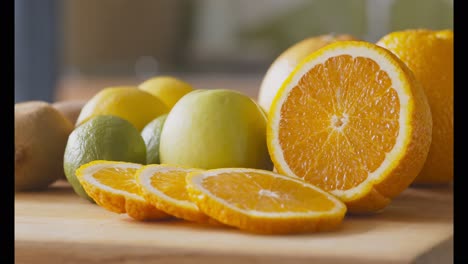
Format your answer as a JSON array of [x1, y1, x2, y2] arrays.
[[55, 74, 264, 102]]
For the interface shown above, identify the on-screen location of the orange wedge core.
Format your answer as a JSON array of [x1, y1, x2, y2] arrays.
[[201, 171, 336, 212], [278, 55, 400, 191]]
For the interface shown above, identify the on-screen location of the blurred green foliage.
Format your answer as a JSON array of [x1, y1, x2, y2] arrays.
[[240, 0, 367, 52], [391, 0, 453, 30], [240, 0, 452, 57]]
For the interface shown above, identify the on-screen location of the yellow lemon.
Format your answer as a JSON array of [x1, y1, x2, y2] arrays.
[[76, 86, 168, 131], [139, 76, 194, 109]]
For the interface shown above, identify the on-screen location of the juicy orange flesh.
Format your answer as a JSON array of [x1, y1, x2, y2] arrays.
[[279, 55, 400, 191], [149, 170, 194, 201], [93, 167, 140, 195], [201, 172, 336, 212]]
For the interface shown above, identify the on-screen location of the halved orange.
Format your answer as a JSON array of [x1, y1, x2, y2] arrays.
[[135, 164, 216, 224], [186, 168, 347, 234], [267, 41, 432, 213], [76, 160, 169, 220]]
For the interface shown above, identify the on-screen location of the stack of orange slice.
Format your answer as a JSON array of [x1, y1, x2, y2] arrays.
[[77, 161, 346, 234]]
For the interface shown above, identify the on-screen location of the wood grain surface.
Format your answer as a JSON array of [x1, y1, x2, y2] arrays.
[[15, 181, 453, 264]]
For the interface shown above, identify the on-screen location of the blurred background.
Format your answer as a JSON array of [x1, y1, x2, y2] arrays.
[[15, 0, 453, 103]]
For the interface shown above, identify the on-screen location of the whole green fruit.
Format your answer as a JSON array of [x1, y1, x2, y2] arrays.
[[160, 89, 272, 170], [64, 115, 146, 201], [141, 114, 168, 164]]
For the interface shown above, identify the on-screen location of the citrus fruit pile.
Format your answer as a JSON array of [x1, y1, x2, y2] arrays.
[[62, 77, 273, 204], [15, 28, 452, 235]]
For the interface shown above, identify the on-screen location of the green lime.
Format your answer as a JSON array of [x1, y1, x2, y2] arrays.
[[160, 89, 273, 170], [141, 114, 168, 164], [76, 86, 168, 131], [64, 115, 146, 201]]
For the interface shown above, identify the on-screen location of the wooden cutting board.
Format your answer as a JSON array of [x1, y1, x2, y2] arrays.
[[15, 181, 453, 264]]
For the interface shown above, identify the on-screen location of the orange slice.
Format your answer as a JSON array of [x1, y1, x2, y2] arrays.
[[76, 160, 169, 220], [135, 164, 216, 224], [267, 41, 432, 213], [186, 168, 347, 234]]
